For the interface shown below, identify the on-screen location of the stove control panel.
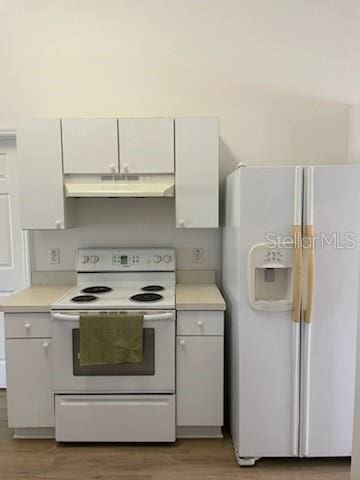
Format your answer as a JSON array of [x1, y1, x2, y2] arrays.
[[77, 248, 175, 272]]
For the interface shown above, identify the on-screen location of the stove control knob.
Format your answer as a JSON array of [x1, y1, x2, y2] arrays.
[[90, 255, 99, 264], [163, 255, 172, 264], [153, 255, 162, 264], [80, 255, 89, 264]]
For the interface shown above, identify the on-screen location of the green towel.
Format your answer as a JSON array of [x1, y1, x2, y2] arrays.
[[79, 313, 144, 366]]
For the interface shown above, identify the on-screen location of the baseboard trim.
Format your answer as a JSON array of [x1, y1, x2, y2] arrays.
[[176, 426, 223, 438], [0, 360, 6, 388], [13, 427, 55, 439]]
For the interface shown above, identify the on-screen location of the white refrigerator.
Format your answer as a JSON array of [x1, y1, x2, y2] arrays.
[[222, 165, 360, 466]]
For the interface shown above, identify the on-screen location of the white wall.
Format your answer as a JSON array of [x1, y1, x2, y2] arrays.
[[29, 198, 221, 273], [0, 1, 355, 275]]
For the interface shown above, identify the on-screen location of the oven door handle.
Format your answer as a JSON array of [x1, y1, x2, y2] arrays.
[[143, 312, 174, 321], [52, 313, 80, 321], [52, 312, 174, 322]]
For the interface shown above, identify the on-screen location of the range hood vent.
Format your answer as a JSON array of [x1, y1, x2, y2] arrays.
[[65, 174, 175, 198]]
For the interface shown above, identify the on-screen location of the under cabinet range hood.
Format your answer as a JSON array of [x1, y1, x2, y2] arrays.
[[64, 174, 175, 198]]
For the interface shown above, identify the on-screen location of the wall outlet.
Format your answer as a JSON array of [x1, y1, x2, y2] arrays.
[[192, 248, 204, 264], [49, 248, 60, 265]]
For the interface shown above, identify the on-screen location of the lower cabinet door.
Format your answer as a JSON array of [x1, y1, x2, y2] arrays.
[[6, 338, 54, 428], [55, 394, 176, 442], [177, 336, 223, 426]]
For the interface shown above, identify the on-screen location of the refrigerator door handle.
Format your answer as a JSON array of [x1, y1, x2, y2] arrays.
[[300, 166, 314, 457], [290, 166, 303, 456], [291, 225, 302, 454], [292, 224, 303, 323], [304, 224, 315, 324], [291, 321, 301, 455]]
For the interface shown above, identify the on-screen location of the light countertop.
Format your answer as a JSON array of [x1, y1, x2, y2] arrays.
[[0, 286, 72, 313], [0, 283, 226, 313], [176, 284, 226, 311]]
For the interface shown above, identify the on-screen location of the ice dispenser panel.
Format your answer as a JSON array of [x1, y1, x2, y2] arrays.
[[248, 243, 294, 311]]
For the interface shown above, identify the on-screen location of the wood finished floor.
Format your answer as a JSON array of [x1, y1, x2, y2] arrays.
[[0, 391, 350, 479]]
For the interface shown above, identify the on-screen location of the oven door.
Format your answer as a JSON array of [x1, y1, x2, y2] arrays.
[[52, 310, 175, 393]]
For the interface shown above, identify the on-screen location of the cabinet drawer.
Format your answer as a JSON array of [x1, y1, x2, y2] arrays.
[[5, 314, 51, 339], [55, 394, 175, 442], [177, 311, 224, 336]]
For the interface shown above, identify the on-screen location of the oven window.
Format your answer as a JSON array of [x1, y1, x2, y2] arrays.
[[72, 329, 155, 376]]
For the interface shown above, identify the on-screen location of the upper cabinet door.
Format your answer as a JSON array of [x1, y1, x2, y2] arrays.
[[118, 118, 174, 174], [175, 117, 219, 228], [17, 119, 66, 230], [62, 119, 119, 174]]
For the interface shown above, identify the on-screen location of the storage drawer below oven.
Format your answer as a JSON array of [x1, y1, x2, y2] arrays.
[[55, 394, 175, 442]]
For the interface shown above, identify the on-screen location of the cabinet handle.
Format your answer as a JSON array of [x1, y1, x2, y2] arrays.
[[25, 323, 31, 330], [109, 163, 116, 173], [55, 220, 62, 229], [123, 164, 129, 173], [178, 219, 185, 227], [43, 342, 49, 349], [197, 320, 203, 326], [179, 340, 185, 346]]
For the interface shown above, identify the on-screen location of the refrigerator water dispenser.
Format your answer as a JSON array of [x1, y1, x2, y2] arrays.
[[248, 243, 294, 311]]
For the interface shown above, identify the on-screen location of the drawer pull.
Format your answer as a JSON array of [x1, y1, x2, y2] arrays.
[[25, 323, 31, 330], [197, 320, 203, 326], [179, 340, 185, 346], [43, 342, 49, 349]]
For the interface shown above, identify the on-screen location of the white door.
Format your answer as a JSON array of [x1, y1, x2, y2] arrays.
[[62, 118, 119, 174], [175, 117, 219, 228], [17, 119, 67, 229], [236, 166, 301, 458], [118, 118, 174, 174], [176, 336, 223, 426], [300, 165, 360, 457], [0, 134, 28, 386], [6, 338, 54, 427]]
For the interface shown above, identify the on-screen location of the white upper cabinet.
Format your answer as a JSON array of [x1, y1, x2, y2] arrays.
[[17, 119, 67, 230], [175, 117, 219, 228], [16, 117, 219, 229], [62, 118, 119, 174], [118, 118, 174, 174]]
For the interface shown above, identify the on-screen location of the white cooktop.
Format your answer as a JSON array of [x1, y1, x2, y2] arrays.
[[52, 248, 176, 311], [53, 280, 175, 310]]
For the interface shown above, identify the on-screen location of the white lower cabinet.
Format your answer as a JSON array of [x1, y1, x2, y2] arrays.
[[176, 311, 224, 437], [4, 309, 224, 441], [5, 313, 54, 436], [6, 338, 54, 428]]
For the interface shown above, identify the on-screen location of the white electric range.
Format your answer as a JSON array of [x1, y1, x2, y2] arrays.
[[51, 247, 176, 443]]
